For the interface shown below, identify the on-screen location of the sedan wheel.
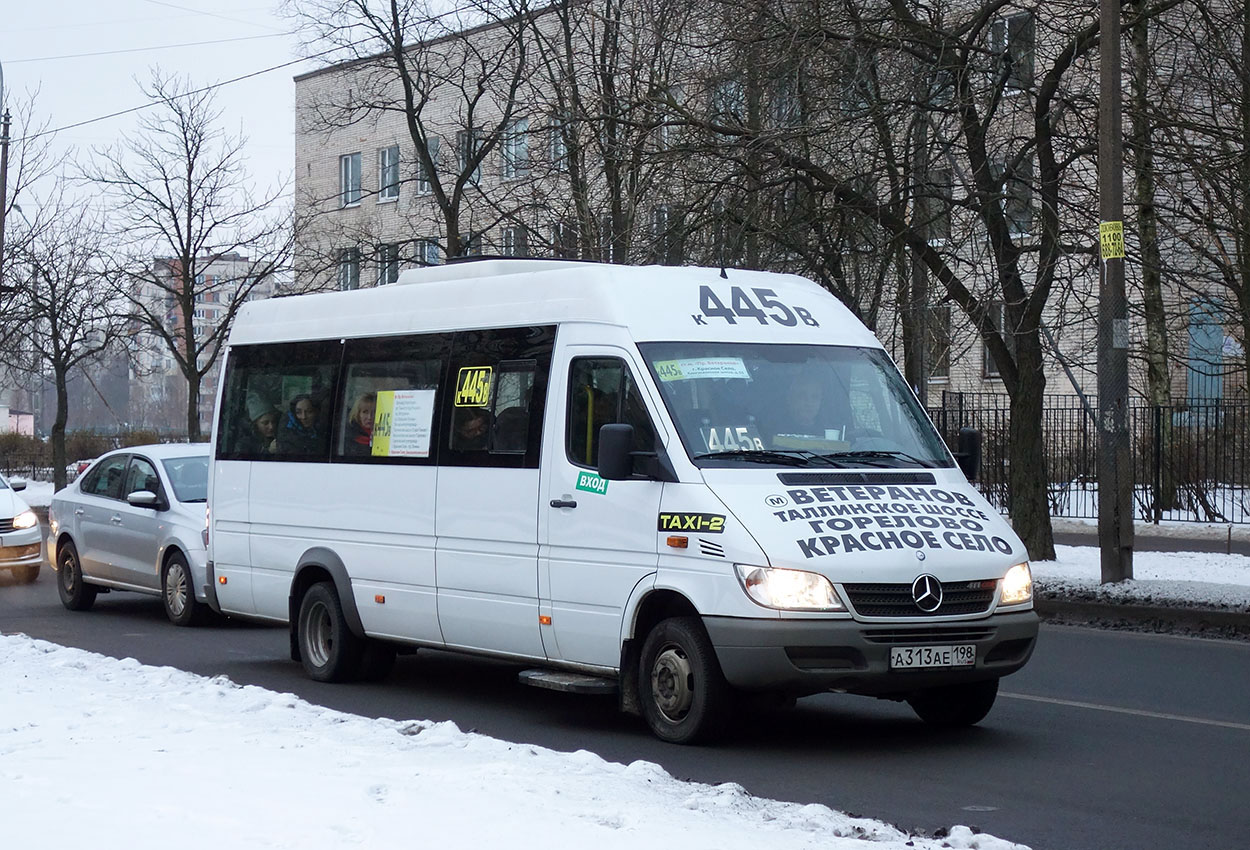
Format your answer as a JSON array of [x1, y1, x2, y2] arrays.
[[56, 541, 97, 612], [162, 552, 205, 626]]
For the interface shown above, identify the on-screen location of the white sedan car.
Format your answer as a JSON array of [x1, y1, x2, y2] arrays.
[[0, 473, 42, 583], [48, 444, 211, 626]]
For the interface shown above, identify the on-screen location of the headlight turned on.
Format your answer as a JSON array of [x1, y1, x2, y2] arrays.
[[12, 510, 38, 530], [735, 564, 845, 611], [1000, 562, 1033, 606]]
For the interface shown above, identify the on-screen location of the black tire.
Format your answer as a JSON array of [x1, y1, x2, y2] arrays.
[[13, 562, 40, 584], [56, 540, 97, 612], [358, 640, 397, 682], [162, 551, 208, 627], [638, 616, 730, 744], [296, 581, 364, 682], [907, 679, 1000, 727]]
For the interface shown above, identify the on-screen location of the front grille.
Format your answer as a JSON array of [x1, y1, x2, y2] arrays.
[[861, 626, 996, 644], [0, 518, 14, 533], [776, 472, 937, 486], [842, 580, 996, 617]]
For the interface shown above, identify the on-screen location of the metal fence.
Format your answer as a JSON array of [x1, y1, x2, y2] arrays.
[[930, 392, 1250, 523]]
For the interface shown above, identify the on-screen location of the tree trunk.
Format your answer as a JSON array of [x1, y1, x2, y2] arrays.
[[1007, 336, 1056, 561], [51, 366, 69, 492], [186, 370, 201, 442], [1129, 1, 1174, 513]]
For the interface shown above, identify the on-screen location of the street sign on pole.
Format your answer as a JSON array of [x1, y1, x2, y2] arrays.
[[1098, 0, 1134, 582]]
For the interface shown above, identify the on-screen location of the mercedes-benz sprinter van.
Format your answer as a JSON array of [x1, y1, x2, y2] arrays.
[[206, 259, 1037, 743]]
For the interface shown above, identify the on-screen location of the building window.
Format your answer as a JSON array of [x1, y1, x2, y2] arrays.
[[340, 152, 362, 207], [983, 301, 1012, 378], [1187, 299, 1225, 401], [338, 247, 361, 290], [417, 137, 439, 195], [995, 156, 1033, 236], [553, 220, 578, 259], [651, 205, 684, 265], [549, 112, 569, 169], [503, 225, 529, 257], [376, 243, 400, 286], [457, 129, 481, 186], [460, 231, 484, 257], [378, 145, 400, 201], [926, 304, 951, 381], [710, 77, 745, 126], [927, 167, 953, 244], [502, 119, 529, 179], [416, 239, 441, 266], [990, 12, 1035, 92]]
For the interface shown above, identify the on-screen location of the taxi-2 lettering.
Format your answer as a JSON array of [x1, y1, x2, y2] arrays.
[[658, 513, 726, 533]]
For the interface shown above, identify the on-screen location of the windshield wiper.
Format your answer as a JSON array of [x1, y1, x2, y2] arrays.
[[819, 450, 937, 468], [692, 449, 825, 467]]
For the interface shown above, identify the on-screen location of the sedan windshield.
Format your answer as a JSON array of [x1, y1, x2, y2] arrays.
[[161, 455, 209, 502], [638, 342, 952, 469]]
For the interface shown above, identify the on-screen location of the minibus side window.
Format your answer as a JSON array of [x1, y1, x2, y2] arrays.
[[332, 333, 451, 464], [441, 325, 555, 468], [216, 340, 342, 462], [566, 357, 657, 469]]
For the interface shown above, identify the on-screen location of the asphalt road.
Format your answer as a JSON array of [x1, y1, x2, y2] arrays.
[[3, 566, 1248, 850]]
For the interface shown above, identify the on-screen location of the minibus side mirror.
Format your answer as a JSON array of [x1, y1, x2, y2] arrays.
[[598, 423, 678, 483], [954, 427, 982, 481], [599, 424, 636, 480]]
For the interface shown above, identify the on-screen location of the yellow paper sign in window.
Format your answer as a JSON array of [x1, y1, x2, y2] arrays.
[[1099, 221, 1125, 260], [455, 366, 493, 407]]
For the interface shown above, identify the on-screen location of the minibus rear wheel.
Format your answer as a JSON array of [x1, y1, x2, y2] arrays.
[[297, 581, 364, 682], [907, 678, 999, 727], [638, 617, 729, 744]]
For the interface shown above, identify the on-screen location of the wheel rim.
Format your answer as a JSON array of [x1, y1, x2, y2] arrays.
[[165, 561, 188, 617], [650, 643, 694, 723], [302, 599, 333, 668], [60, 552, 77, 592]]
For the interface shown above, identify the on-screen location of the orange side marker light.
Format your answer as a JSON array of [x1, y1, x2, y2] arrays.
[[666, 536, 689, 549], [218, 576, 227, 585], [539, 615, 552, 626], [375, 595, 386, 604]]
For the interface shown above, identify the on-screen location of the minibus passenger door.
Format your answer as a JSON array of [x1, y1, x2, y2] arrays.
[[541, 353, 665, 668]]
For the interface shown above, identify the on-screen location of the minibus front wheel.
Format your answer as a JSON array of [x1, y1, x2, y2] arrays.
[[639, 617, 729, 744], [297, 581, 365, 682]]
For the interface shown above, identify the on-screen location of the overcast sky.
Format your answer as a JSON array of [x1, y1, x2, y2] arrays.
[[1, 1, 308, 207]]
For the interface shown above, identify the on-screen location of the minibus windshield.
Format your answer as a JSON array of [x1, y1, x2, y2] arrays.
[[639, 342, 952, 469]]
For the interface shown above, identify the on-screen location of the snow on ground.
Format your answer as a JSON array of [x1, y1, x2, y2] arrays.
[[12, 480, 54, 507], [0, 635, 1021, 850], [1034, 545, 1250, 609]]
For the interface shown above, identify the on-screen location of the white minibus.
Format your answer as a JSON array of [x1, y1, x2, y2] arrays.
[[206, 259, 1038, 743]]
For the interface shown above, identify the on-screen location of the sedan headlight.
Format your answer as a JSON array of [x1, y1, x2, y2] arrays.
[[11, 510, 38, 530], [1000, 562, 1033, 605], [735, 564, 845, 611]]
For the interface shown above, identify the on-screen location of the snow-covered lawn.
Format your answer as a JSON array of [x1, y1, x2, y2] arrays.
[[1032, 545, 1250, 609], [0, 635, 1021, 850]]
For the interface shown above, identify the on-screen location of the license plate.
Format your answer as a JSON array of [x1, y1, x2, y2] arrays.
[[889, 644, 976, 670]]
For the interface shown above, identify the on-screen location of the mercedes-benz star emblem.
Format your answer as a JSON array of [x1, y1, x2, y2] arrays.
[[911, 574, 943, 613]]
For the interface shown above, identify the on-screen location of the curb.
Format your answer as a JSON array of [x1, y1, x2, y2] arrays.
[[1035, 597, 1250, 635]]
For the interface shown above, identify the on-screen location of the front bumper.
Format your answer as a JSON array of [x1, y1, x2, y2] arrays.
[[0, 526, 44, 572], [703, 609, 1039, 697]]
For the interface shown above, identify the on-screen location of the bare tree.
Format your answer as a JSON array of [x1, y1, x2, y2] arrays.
[[287, 0, 538, 272], [84, 72, 293, 441], [3, 184, 122, 489]]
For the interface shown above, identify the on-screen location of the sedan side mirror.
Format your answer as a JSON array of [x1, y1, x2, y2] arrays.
[[9, 477, 26, 491], [127, 490, 161, 509]]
